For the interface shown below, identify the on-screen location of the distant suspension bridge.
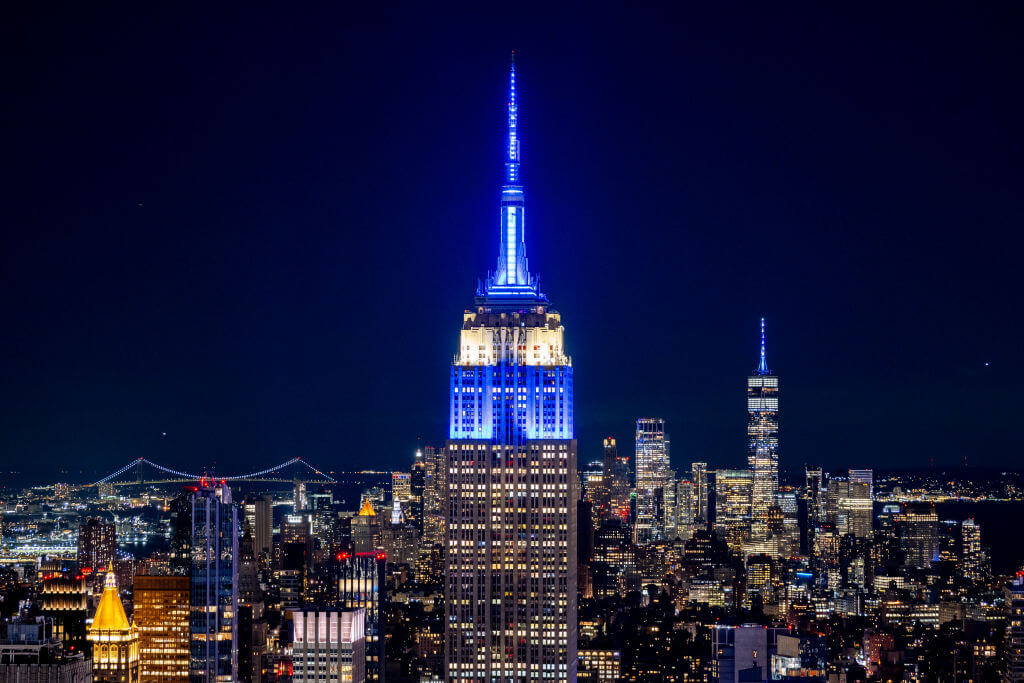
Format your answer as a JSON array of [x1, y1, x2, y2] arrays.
[[91, 456, 337, 486]]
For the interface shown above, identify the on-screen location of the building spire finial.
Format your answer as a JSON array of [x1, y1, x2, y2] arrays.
[[505, 51, 519, 185], [479, 52, 545, 303], [757, 317, 770, 375]]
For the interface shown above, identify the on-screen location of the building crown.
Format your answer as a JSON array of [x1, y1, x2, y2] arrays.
[[91, 564, 132, 632], [479, 53, 548, 306]]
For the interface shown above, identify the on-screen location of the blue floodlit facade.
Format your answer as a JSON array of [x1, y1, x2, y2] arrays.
[[447, 54, 573, 443], [445, 56, 577, 682]]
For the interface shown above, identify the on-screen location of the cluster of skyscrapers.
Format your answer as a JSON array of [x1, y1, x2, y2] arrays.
[[4, 56, 1024, 683]]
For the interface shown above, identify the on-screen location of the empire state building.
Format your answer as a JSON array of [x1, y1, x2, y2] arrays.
[[445, 57, 578, 682]]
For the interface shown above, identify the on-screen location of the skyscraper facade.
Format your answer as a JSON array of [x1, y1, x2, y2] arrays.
[[421, 447, 446, 544], [41, 574, 89, 657], [292, 609, 366, 683], [409, 453, 425, 531], [714, 470, 753, 555], [134, 574, 190, 680], [748, 318, 779, 543], [582, 459, 607, 529], [187, 483, 239, 682], [351, 500, 381, 555], [77, 517, 115, 574], [420, 446, 448, 583], [898, 503, 939, 569], [635, 418, 669, 545], [243, 494, 273, 560], [839, 469, 873, 539], [805, 466, 824, 539], [675, 478, 696, 540], [337, 552, 386, 682], [391, 472, 411, 506], [603, 437, 631, 523], [691, 462, 708, 526], [445, 57, 577, 682], [1006, 574, 1024, 682], [961, 518, 985, 580]]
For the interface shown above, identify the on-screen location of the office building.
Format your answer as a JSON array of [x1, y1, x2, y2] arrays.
[[839, 469, 873, 539], [582, 460, 607, 529], [711, 624, 787, 683], [577, 649, 621, 682], [445, 57, 577, 682], [409, 453, 426, 531], [592, 519, 635, 598], [295, 481, 309, 512], [169, 492, 193, 576], [40, 573, 89, 657], [351, 500, 381, 554], [1008, 575, 1024, 682], [244, 494, 273, 560], [391, 472, 411, 507], [77, 517, 115, 574], [603, 438, 631, 523], [635, 418, 669, 545], [421, 446, 447, 547], [775, 492, 801, 558], [771, 633, 827, 680], [185, 482, 239, 681], [88, 567, 140, 683], [134, 574, 190, 680], [663, 467, 679, 540], [282, 513, 313, 548], [898, 502, 939, 569], [961, 518, 985, 580], [692, 461, 708, 525], [337, 552, 386, 681], [748, 318, 779, 544], [310, 485, 334, 511], [714, 470, 753, 555], [0, 618, 92, 681], [292, 609, 366, 683], [675, 478, 696, 541], [805, 466, 824, 541]]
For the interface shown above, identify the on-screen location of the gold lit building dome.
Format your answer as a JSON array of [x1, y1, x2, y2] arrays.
[[92, 567, 131, 631], [358, 499, 377, 516], [88, 564, 140, 683]]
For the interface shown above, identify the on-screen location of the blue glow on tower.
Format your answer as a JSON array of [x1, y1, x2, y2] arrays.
[[450, 55, 573, 442], [480, 53, 544, 301], [505, 52, 519, 186], [757, 316, 770, 375]]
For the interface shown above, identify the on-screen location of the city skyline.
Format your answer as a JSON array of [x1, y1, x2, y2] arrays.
[[4, 5, 1023, 479], [4, 7, 1024, 681]]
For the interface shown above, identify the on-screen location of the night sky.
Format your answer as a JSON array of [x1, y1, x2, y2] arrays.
[[4, 4, 1022, 481]]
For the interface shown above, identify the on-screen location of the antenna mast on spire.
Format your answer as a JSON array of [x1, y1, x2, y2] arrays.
[[478, 52, 546, 304], [506, 51, 519, 185], [757, 317, 770, 375]]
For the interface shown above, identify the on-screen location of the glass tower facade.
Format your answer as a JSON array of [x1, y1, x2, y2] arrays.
[[634, 418, 669, 545], [748, 318, 779, 544], [445, 56, 578, 682], [187, 483, 239, 682], [603, 437, 631, 524], [336, 553, 386, 682]]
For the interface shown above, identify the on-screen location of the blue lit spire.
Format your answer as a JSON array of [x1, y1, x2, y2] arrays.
[[757, 317, 770, 375], [505, 51, 519, 185], [478, 53, 545, 304]]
